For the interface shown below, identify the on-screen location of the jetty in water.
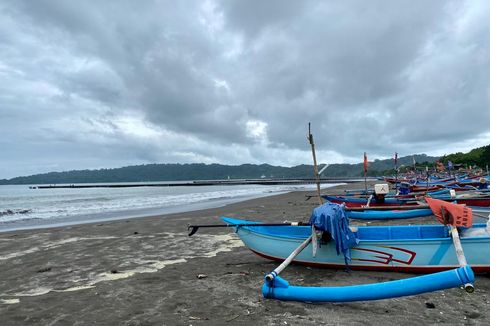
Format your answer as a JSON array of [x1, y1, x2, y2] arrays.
[[29, 178, 367, 189]]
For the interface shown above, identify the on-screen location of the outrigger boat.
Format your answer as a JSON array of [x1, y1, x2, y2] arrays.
[[345, 208, 433, 220], [189, 198, 488, 302], [323, 194, 418, 207], [325, 193, 490, 208], [220, 216, 489, 274]]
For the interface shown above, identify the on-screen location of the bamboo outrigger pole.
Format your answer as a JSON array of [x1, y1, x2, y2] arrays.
[[265, 235, 313, 281], [308, 123, 323, 206]]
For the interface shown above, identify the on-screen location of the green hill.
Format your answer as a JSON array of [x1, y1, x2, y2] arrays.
[[0, 154, 439, 185], [441, 145, 490, 168], [2, 144, 489, 185]]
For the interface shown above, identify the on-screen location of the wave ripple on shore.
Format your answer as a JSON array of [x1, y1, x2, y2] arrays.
[[0, 231, 243, 304]]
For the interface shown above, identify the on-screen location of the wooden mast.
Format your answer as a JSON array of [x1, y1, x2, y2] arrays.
[[308, 123, 323, 206]]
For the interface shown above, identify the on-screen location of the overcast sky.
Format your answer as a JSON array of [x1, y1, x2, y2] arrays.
[[1, 0, 489, 179]]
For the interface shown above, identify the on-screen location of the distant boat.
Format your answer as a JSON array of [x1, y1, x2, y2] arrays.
[[323, 195, 418, 207], [345, 208, 433, 220]]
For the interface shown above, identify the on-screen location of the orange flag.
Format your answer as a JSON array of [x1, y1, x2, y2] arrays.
[[363, 152, 368, 173]]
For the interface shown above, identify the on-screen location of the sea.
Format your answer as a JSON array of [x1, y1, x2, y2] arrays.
[[0, 182, 342, 232]]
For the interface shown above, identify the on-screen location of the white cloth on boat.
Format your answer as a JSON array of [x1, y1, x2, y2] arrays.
[[460, 227, 490, 237]]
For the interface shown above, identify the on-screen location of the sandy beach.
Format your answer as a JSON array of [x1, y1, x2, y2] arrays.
[[1, 182, 489, 325]]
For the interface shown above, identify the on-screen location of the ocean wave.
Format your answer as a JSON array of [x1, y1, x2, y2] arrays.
[[0, 183, 342, 225]]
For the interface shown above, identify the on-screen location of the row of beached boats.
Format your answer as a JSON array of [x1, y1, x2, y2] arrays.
[[190, 125, 489, 304], [189, 172, 490, 303]]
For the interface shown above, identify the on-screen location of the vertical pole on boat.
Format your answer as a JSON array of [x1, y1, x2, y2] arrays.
[[486, 165, 489, 177], [364, 152, 368, 198], [308, 123, 323, 205], [426, 166, 429, 194], [394, 152, 398, 194]]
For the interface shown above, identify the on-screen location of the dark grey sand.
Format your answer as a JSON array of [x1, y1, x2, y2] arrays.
[[1, 182, 489, 325]]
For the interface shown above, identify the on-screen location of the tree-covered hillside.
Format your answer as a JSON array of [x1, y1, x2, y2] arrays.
[[441, 145, 490, 168], [0, 154, 440, 185]]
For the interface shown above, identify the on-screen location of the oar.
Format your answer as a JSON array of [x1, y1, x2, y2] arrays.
[[441, 207, 474, 293], [426, 198, 475, 292], [187, 222, 310, 236]]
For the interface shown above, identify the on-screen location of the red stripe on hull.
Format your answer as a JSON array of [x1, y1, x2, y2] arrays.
[[249, 249, 490, 273], [455, 199, 490, 207], [329, 200, 417, 208], [410, 186, 443, 192]]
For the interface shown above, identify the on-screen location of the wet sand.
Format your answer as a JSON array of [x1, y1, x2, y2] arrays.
[[1, 182, 489, 325]]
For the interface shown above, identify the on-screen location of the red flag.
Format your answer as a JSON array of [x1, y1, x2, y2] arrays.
[[363, 152, 368, 173]]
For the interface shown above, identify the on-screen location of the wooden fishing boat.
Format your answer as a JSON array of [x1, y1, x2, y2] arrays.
[[325, 193, 490, 208], [189, 198, 483, 302], [345, 208, 433, 220], [410, 185, 445, 192], [222, 217, 490, 273], [323, 195, 419, 207], [431, 195, 490, 207]]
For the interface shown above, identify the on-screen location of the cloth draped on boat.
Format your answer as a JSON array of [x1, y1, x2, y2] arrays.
[[309, 202, 359, 265]]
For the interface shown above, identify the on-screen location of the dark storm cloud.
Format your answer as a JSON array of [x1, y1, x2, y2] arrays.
[[0, 0, 489, 178]]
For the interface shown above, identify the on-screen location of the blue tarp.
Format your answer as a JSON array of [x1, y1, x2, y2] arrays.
[[309, 202, 359, 265]]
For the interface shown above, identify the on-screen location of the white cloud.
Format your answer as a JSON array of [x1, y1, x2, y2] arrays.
[[245, 120, 267, 141], [0, 0, 489, 178]]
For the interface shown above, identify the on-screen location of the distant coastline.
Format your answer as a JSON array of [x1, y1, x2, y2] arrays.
[[28, 178, 366, 189], [0, 155, 438, 185]]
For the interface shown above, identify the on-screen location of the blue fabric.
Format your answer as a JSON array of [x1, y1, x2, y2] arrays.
[[399, 184, 410, 195], [309, 202, 359, 265]]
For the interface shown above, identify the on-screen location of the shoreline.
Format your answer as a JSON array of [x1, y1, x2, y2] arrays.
[[0, 183, 344, 234], [0, 191, 287, 234], [1, 182, 489, 325]]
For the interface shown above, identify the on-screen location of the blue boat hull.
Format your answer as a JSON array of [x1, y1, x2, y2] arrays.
[[323, 195, 417, 207], [346, 208, 433, 220], [222, 217, 490, 273]]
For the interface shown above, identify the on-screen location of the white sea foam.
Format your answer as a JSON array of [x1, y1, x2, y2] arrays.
[[0, 183, 341, 229]]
